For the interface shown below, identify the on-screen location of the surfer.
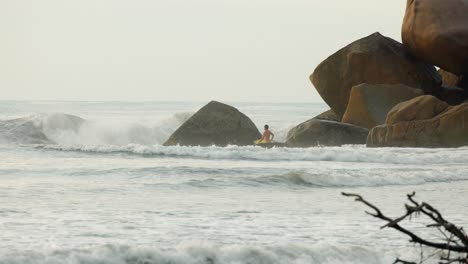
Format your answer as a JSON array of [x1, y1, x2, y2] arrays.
[[257, 124, 274, 144]]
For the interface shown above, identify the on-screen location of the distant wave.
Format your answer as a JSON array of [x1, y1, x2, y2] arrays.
[[0, 112, 191, 145], [260, 169, 468, 188], [0, 243, 405, 264], [138, 169, 468, 189], [9, 145, 468, 188], [30, 143, 468, 165]]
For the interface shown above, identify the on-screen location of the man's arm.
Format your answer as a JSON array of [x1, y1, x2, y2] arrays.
[[270, 132, 275, 142]]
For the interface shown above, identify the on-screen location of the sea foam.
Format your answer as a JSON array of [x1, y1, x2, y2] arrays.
[[0, 112, 191, 145], [30, 143, 468, 165], [0, 242, 402, 264]]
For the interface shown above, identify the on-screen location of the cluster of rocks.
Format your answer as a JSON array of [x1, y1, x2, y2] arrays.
[[367, 95, 468, 148], [165, 0, 468, 148], [291, 0, 468, 148]]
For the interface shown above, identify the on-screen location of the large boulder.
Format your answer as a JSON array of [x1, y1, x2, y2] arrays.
[[286, 119, 369, 147], [311, 32, 441, 117], [341, 84, 423, 129], [163, 101, 261, 146], [402, 0, 468, 75], [367, 95, 468, 148]]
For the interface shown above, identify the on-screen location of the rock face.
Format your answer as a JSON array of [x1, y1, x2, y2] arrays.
[[312, 109, 340, 122], [286, 119, 369, 147], [311, 32, 441, 117], [385, 95, 449, 124], [434, 86, 467, 106], [435, 69, 467, 104], [439, 69, 462, 87], [367, 95, 468, 148], [164, 101, 261, 146], [402, 0, 468, 75], [341, 84, 423, 129], [461, 77, 468, 89]]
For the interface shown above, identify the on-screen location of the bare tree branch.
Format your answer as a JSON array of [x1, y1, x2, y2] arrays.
[[342, 192, 468, 264], [393, 258, 416, 264]]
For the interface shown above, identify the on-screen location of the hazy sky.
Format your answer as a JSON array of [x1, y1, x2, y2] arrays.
[[0, 0, 405, 102]]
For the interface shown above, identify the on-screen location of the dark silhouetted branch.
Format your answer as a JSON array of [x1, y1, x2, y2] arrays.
[[342, 192, 468, 264]]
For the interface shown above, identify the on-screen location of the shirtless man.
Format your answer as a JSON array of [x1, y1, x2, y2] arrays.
[[259, 124, 274, 143]]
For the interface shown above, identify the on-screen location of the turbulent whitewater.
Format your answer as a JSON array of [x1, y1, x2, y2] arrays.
[[0, 101, 467, 264]]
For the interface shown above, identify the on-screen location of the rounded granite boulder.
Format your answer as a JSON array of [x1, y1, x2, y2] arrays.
[[402, 0, 468, 75], [164, 101, 261, 147], [311, 32, 441, 117], [310, 33, 441, 117]]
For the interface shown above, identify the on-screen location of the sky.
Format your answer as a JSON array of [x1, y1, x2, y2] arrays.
[[0, 0, 406, 102]]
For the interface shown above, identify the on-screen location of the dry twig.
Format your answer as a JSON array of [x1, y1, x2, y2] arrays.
[[342, 192, 468, 264]]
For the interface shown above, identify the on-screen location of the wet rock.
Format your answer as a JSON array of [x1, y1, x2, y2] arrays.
[[286, 119, 369, 147], [164, 101, 261, 146]]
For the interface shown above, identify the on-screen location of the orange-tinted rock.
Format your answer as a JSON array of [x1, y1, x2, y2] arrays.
[[367, 119, 441, 148], [342, 84, 423, 129], [311, 32, 440, 117], [367, 95, 468, 148], [402, 0, 468, 75], [438, 104, 468, 146], [386, 95, 449, 124]]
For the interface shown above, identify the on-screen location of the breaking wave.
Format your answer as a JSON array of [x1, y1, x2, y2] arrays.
[[0, 243, 406, 264], [30, 143, 468, 165], [0, 112, 191, 145]]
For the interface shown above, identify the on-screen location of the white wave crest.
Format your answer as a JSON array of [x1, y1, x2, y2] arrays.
[[31, 143, 468, 165], [0, 242, 401, 264], [25, 144, 468, 188], [0, 113, 84, 144], [1, 112, 191, 145]]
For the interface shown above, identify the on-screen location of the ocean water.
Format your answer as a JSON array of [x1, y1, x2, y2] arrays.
[[0, 101, 467, 264]]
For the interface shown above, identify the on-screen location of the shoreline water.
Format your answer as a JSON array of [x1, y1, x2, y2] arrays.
[[1, 101, 467, 264]]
